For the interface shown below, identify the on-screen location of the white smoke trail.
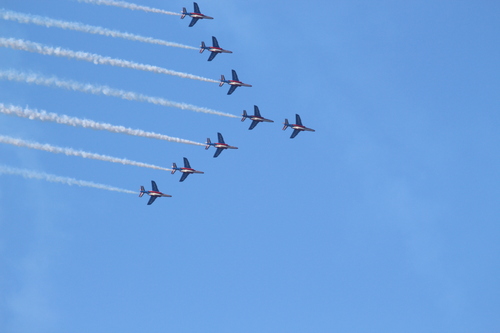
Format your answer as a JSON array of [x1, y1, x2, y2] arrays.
[[0, 164, 136, 194], [0, 69, 237, 118], [0, 9, 196, 50], [0, 38, 218, 83], [77, 0, 181, 16], [0, 135, 173, 172], [0, 103, 206, 146]]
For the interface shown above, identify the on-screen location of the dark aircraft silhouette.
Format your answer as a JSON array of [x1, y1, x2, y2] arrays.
[[200, 36, 232, 61], [205, 132, 238, 158], [181, 2, 213, 27], [171, 157, 204, 182], [282, 114, 316, 138], [241, 105, 274, 130], [139, 180, 172, 205], [219, 69, 252, 95]]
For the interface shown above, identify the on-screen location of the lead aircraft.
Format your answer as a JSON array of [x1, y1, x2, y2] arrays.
[[242, 105, 274, 130], [205, 132, 238, 158], [200, 36, 232, 61], [139, 180, 172, 205], [219, 70, 252, 95], [171, 157, 204, 182], [181, 2, 213, 27], [282, 114, 316, 138]]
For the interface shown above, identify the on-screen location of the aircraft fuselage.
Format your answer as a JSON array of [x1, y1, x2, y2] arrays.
[[207, 47, 232, 53], [227, 80, 252, 87], [189, 13, 213, 19], [179, 168, 204, 174], [291, 124, 314, 131], [249, 116, 273, 122], [214, 143, 238, 149], [147, 191, 169, 197]]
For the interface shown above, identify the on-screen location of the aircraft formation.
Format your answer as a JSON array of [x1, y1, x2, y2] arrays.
[[140, 2, 316, 205], [0, 2, 315, 205]]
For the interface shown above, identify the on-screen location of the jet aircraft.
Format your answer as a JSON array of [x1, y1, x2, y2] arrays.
[[219, 69, 252, 95], [139, 180, 172, 205], [181, 2, 213, 27], [200, 36, 232, 61], [171, 157, 204, 182], [241, 105, 274, 130], [282, 114, 316, 138], [205, 132, 238, 158]]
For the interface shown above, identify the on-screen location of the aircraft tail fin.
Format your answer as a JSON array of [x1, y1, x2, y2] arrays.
[[241, 110, 247, 122], [139, 186, 145, 197], [219, 75, 225, 87], [282, 118, 289, 130], [181, 7, 187, 19], [171, 163, 177, 174], [200, 41, 205, 53], [205, 138, 211, 150]]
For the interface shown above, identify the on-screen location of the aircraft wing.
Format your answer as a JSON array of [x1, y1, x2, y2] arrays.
[[207, 52, 217, 61], [249, 120, 259, 130], [290, 129, 301, 139], [295, 114, 303, 126], [217, 132, 225, 143], [254, 105, 261, 117], [189, 17, 199, 27], [227, 85, 237, 95], [231, 69, 239, 81], [151, 180, 159, 192], [213, 148, 224, 158], [212, 36, 219, 47], [183, 157, 191, 168], [147, 196, 157, 205], [193, 2, 201, 13], [179, 173, 189, 182]]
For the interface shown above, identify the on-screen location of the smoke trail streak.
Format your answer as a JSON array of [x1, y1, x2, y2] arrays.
[[0, 135, 172, 172], [0, 164, 136, 194], [0, 69, 237, 118], [0, 38, 218, 83], [0, 9, 197, 50], [77, 0, 181, 16], [0, 103, 206, 146]]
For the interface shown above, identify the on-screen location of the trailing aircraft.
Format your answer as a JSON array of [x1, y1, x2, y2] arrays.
[[181, 2, 213, 27], [171, 157, 204, 182], [200, 36, 232, 61], [241, 105, 274, 130], [205, 132, 238, 158], [219, 69, 252, 95], [139, 180, 172, 205], [282, 114, 316, 138]]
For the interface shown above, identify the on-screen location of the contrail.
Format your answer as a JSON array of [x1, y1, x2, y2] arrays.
[[0, 38, 218, 83], [0, 135, 173, 172], [0, 9, 196, 50], [0, 103, 206, 146], [0, 69, 237, 118], [0, 164, 136, 194], [77, 0, 181, 16]]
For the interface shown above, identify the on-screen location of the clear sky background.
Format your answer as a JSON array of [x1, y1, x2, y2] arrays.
[[1, 0, 499, 332]]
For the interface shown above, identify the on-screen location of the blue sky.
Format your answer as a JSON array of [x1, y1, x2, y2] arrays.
[[1, 0, 499, 332]]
